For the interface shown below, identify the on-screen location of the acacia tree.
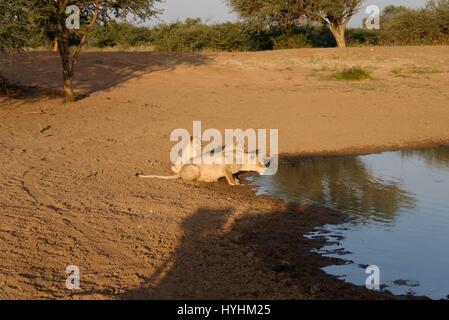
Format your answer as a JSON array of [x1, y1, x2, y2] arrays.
[[228, 0, 364, 48], [303, 0, 363, 48], [26, 0, 161, 102]]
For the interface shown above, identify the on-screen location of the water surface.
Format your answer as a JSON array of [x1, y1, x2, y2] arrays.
[[249, 146, 449, 299]]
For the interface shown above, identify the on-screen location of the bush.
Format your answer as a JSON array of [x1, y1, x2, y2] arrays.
[[272, 33, 311, 49], [210, 23, 266, 51], [85, 20, 375, 52], [346, 28, 379, 46], [89, 23, 153, 48], [150, 19, 210, 52], [149, 19, 268, 52], [59, 1, 449, 52], [147, 22, 375, 51], [379, 1, 449, 45], [306, 25, 336, 47]]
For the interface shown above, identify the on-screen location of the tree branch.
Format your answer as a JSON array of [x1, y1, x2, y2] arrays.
[[70, 0, 100, 72]]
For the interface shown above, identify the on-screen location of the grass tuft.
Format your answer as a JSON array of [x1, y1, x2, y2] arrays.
[[391, 65, 443, 77], [327, 66, 372, 81]]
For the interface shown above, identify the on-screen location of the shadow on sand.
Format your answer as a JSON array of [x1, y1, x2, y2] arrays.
[[122, 203, 392, 300], [0, 51, 211, 103]]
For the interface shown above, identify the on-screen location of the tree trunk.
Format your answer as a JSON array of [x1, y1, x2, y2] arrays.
[[53, 37, 58, 52], [328, 24, 347, 48], [54, 0, 99, 103], [57, 31, 76, 102], [63, 76, 75, 102]]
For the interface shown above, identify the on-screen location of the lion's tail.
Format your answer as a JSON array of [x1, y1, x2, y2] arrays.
[[136, 173, 180, 180]]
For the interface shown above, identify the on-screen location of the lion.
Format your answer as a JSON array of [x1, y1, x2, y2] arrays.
[[137, 148, 268, 186]]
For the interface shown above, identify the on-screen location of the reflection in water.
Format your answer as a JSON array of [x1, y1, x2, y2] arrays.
[[255, 156, 415, 223], [250, 146, 449, 299], [401, 147, 449, 170]]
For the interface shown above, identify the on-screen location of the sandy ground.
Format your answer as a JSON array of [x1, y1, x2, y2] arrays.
[[1, 46, 449, 299]]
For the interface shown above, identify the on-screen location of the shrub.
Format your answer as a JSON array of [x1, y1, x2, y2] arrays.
[[272, 33, 311, 49], [85, 20, 368, 52], [346, 28, 379, 46], [60, 1, 449, 52], [149, 19, 265, 52], [89, 23, 153, 48], [306, 25, 336, 47], [379, 1, 449, 45]]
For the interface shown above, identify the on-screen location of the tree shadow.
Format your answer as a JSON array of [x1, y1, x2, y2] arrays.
[[0, 51, 211, 103], [122, 203, 393, 300]]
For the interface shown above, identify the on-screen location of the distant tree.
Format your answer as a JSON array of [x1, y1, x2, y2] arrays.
[[228, 0, 364, 48], [25, 0, 161, 102]]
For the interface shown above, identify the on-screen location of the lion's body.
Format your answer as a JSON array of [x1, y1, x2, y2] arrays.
[[138, 150, 267, 186]]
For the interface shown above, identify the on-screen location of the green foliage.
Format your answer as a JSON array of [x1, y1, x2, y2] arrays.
[[228, 0, 304, 29], [84, 20, 378, 52], [88, 19, 271, 52], [302, 0, 364, 26], [90, 23, 153, 48], [379, 1, 449, 45], [210, 22, 263, 51], [19, 0, 161, 101], [0, 0, 30, 96], [25, 0, 161, 45], [148, 19, 260, 52], [346, 28, 379, 46], [228, 0, 364, 47], [327, 67, 372, 81], [228, 0, 363, 28], [0, 0, 29, 53], [272, 33, 311, 49], [8, 0, 449, 54], [305, 25, 336, 47]]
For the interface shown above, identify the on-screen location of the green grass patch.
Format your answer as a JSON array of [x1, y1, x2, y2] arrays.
[[326, 67, 372, 81]]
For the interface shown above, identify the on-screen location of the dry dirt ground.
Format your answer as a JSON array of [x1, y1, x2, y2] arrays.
[[0, 46, 448, 299]]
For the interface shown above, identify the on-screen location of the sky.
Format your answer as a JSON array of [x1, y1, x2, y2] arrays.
[[151, 0, 428, 27]]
